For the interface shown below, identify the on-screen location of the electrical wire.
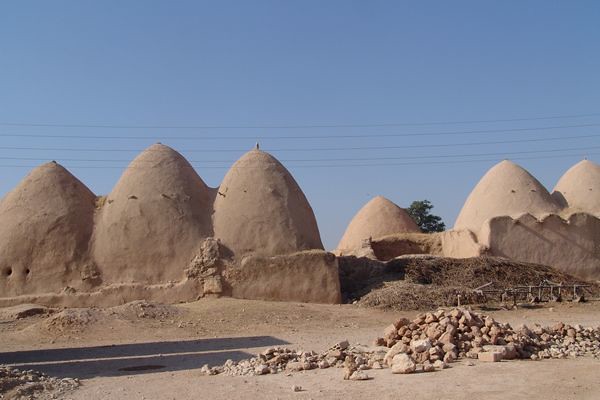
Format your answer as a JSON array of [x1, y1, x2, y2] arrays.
[[0, 123, 599, 140], [0, 112, 598, 129]]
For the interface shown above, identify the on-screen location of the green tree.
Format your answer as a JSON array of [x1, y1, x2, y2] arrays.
[[407, 200, 446, 233]]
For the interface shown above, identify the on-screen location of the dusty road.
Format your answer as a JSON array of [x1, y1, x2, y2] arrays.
[[1, 298, 599, 399]]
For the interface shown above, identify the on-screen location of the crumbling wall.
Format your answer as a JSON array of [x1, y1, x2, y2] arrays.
[[224, 250, 341, 304], [478, 213, 600, 281], [370, 233, 443, 261], [349, 231, 482, 262]]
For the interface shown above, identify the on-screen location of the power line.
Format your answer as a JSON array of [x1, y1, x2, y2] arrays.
[[0, 133, 599, 153], [0, 123, 599, 140], [0, 152, 596, 170], [0, 112, 598, 130], [0, 144, 598, 164]]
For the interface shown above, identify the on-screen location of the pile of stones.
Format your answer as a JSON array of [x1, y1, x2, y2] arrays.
[[0, 366, 80, 399], [201, 307, 600, 379], [200, 340, 387, 380], [374, 307, 600, 373]]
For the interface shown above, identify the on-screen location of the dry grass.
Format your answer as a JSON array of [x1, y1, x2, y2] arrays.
[[340, 255, 598, 311]]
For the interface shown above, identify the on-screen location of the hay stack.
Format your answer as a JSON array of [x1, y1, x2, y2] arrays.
[[454, 160, 559, 233], [92, 144, 214, 284], [336, 196, 420, 254], [0, 162, 96, 296], [552, 159, 600, 215], [213, 149, 323, 257]]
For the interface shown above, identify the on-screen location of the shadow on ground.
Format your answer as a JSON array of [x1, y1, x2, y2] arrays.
[[0, 336, 288, 379]]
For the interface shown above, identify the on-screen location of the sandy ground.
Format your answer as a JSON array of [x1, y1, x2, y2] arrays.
[[1, 298, 600, 399]]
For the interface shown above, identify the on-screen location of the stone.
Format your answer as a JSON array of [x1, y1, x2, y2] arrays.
[[254, 365, 269, 375], [383, 324, 398, 340], [483, 344, 518, 360], [438, 331, 455, 345], [335, 340, 350, 350], [425, 313, 438, 324], [443, 352, 457, 363], [442, 343, 457, 354], [413, 351, 430, 364], [390, 353, 416, 374], [292, 385, 302, 392], [478, 351, 503, 362], [383, 342, 410, 366], [411, 339, 432, 353], [286, 362, 305, 372], [423, 361, 435, 372], [328, 349, 343, 359], [394, 318, 411, 329], [433, 360, 447, 369], [349, 371, 370, 381]]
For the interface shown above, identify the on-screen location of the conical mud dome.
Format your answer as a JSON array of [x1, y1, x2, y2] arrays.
[[552, 159, 600, 215], [0, 162, 96, 296], [213, 149, 323, 257], [454, 160, 559, 233], [336, 196, 420, 252], [92, 144, 214, 283]]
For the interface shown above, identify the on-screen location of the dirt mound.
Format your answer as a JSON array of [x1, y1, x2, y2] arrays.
[[340, 256, 598, 310], [0, 366, 79, 400], [92, 144, 214, 284], [336, 196, 420, 254], [0, 304, 50, 320], [553, 159, 600, 214], [455, 160, 560, 233], [108, 300, 181, 320], [42, 308, 103, 333], [0, 162, 96, 297], [213, 149, 323, 257]]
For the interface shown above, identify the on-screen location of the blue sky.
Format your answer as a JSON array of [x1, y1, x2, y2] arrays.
[[0, 1, 599, 249]]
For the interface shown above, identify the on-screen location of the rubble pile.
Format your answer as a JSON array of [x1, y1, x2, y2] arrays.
[[0, 366, 79, 399], [374, 307, 600, 373], [201, 340, 386, 379], [202, 308, 600, 379]]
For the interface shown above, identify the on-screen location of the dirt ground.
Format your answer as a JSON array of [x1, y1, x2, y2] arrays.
[[1, 298, 600, 399]]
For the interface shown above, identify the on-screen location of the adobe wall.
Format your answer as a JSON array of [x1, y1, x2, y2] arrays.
[[439, 229, 484, 258], [224, 250, 341, 304], [478, 213, 600, 281], [0, 241, 342, 307], [370, 233, 443, 261], [349, 230, 483, 262]]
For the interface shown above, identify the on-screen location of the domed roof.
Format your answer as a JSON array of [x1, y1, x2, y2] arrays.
[[0, 162, 96, 296], [336, 196, 420, 252], [213, 149, 323, 257], [454, 160, 560, 233], [92, 144, 214, 283], [552, 159, 600, 215]]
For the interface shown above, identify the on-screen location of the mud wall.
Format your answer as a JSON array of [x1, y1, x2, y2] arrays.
[[478, 213, 600, 281], [439, 230, 484, 258], [370, 233, 443, 261], [224, 250, 341, 304]]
